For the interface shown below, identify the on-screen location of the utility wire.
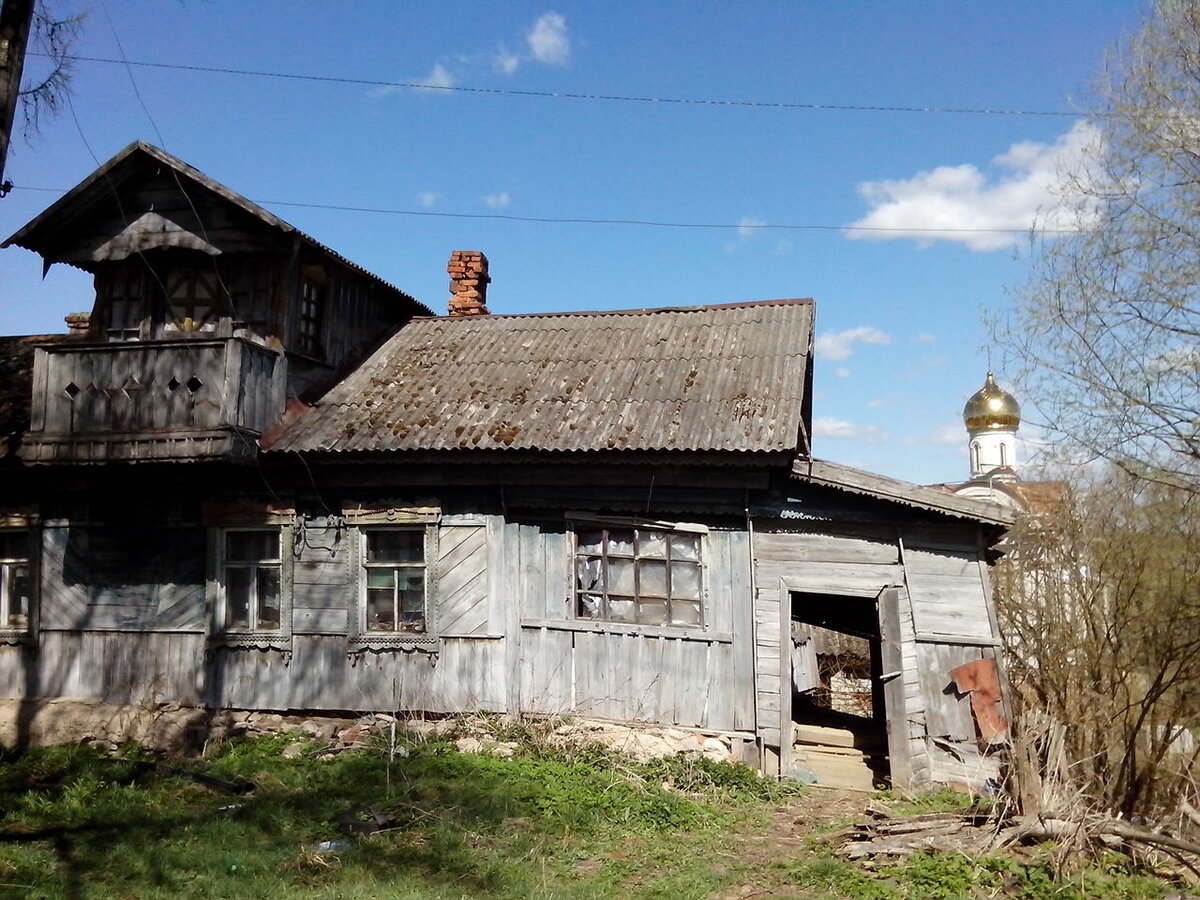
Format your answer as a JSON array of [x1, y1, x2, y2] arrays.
[[34, 52, 1080, 118], [4, 185, 1082, 235]]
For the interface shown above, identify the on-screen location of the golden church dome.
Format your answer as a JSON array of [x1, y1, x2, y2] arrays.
[[963, 372, 1020, 432]]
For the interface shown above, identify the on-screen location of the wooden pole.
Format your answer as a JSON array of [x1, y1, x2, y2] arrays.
[[0, 0, 35, 192]]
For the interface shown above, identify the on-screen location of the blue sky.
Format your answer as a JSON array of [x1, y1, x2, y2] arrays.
[[0, 1, 1146, 484]]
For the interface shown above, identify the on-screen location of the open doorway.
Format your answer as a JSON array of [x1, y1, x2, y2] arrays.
[[789, 591, 889, 790]]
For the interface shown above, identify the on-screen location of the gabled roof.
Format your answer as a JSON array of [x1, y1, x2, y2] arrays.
[[3, 141, 430, 312], [795, 458, 1016, 525], [267, 299, 814, 456]]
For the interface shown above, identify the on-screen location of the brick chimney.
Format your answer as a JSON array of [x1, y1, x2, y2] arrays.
[[64, 313, 91, 337], [447, 251, 490, 317]]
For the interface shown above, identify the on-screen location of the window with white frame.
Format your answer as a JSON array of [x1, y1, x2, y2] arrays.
[[362, 529, 427, 633], [574, 523, 704, 627], [221, 529, 282, 631], [0, 531, 30, 630]]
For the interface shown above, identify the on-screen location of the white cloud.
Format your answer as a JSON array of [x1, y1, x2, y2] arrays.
[[418, 192, 441, 209], [814, 326, 891, 362], [416, 63, 455, 92], [483, 191, 511, 209], [835, 366, 851, 379], [813, 417, 888, 444], [737, 216, 765, 238], [527, 12, 570, 65], [905, 422, 965, 446], [913, 333, 936, 344], [493, 48, 520, 75], [845, 120, 1102, 252]]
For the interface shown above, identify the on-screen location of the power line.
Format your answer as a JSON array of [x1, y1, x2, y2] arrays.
[[36, 52, 1080, 118], [5, 184, 1082, 235]]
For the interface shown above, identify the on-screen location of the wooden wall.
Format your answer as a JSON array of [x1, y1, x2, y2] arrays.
[[513, 523, 755, 732], [2, 512, 756, 737], [1, 496, 1005, 789], [752, 518, 1003, 788]]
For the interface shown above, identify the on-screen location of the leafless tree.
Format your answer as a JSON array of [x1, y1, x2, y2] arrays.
[[19, 0, 82, 137], [995, 468, 1200, 820], [0, 0, 81, 191], [997, 0, 1200, 492]]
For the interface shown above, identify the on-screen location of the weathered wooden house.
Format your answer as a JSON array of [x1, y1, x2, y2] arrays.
[[0, 143, 1014, 789]]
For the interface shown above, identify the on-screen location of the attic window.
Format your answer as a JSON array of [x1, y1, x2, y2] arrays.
[[297, 278, 326, 359], [574, 523, 704, 628], [165, 270, 219, 332]]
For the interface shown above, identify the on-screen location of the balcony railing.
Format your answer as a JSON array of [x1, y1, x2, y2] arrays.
[[21, 337, 287, 463]]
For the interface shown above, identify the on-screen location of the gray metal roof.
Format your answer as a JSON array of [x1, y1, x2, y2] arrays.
[[268, 299, 814, 456], [795, 458, 1016, 526]]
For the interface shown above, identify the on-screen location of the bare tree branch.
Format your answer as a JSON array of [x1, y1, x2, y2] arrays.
[[997, 4, 1200, 491]]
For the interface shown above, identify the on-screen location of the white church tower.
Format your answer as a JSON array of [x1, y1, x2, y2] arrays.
[[963, 372, 1020, 481]]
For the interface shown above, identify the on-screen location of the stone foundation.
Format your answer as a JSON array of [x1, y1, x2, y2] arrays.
[[0, 700, 748, 766]]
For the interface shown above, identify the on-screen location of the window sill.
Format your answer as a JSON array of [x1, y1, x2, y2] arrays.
[[349, 634, 440, 652], [520, 618, 732, 643], [210, 632, 291, 651], [0, 629, 32, 646]]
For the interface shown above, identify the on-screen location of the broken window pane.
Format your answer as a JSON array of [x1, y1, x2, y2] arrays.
[[573, 523, 704, 628], [576, 529, 604, 556], [607, 530, 635, 557], [670, 533, 701, 561], [578, 593, 601, 619], [576, 556, 603, 593], [222, 529, 282, 632], [638, 529, 668, 558], [0, 532, 29, 629]]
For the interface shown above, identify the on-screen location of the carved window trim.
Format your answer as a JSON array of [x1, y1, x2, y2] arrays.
[[204, 505, 295, 652], [0, 516, 38, 646], [345, 505, 440, 652]]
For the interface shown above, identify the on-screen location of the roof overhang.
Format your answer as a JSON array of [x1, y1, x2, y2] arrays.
[[789, 458, 1017, 526]]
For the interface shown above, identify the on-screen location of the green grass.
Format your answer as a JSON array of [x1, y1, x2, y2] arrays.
[[0, 732, 795, 899], [0, 733, 1179, 899]]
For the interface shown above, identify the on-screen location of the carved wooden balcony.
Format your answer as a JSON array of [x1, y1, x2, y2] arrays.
[[21, 337, 287, 464]]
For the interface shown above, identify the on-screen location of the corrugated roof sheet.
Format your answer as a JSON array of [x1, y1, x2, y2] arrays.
[[268, 299, 813, 455], [797, 459, 1017, 525]]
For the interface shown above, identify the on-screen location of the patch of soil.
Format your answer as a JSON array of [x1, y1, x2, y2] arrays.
[[719, 788, 872, 898]]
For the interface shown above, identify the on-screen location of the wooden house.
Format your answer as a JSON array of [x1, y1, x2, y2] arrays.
[[0, 144, 1014, 790]]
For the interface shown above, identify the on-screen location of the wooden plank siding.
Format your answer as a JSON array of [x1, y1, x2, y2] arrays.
[[12, 632, 207, 705], [900, 529, 994, 643], [39, 524, 206, 632], [207, 637, 506, 713], [750, 520, 1002, 787], [512, 521, 752, 731]]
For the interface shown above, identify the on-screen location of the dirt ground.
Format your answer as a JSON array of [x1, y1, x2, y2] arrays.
[[720, 788, 869, 898]]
